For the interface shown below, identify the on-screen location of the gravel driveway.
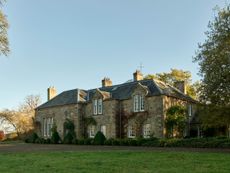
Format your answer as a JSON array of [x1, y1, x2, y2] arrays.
[[0, 143, 230, 153]]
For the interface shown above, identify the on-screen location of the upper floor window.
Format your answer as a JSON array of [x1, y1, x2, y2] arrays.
[[134, 95, 145, 112], [93, 99, 103, 115], [143, 124, 151, 138]]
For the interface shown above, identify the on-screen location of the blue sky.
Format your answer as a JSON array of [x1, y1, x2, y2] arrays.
[[0, 0, 228, 109]]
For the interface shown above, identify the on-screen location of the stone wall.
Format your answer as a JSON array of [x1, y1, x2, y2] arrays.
[[119, 95, 164, 138], [35, 95, 195, 140], [84, 99, 119, 139], [35, 104, 78, 139]]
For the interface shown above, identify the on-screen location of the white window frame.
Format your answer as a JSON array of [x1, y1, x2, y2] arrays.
[[100, 125, 106, 137], [133, 95, 145, 112], [140, 95, 145, 111], [43, 117, 54, 138], [43, 118, 47, 137], [143, 124, 151, 138], [93, 100, 98, 115], [188, 105, 192, 117], [98, 99, 103, 114], [128, 125, 136, 138], [134, 95, 139, 112], [89, 125, 96, 138]]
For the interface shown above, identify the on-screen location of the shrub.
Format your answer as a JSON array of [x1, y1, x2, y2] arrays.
[[93, 131, 106, 145], [24, 132, 38, 143], [63, 119, 76, 144], [84, 138, 93, 145], [51, 124, 61, 144], [63, 132, 74, 144]]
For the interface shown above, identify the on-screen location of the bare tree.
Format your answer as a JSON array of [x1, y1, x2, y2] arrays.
[[0, 95, 41, 138]]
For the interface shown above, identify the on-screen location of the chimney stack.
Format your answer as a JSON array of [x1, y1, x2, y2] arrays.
[[102, 77, 112, 87], [47, 86, 57, 101], [174, 81, 187, 94], [133, 70, 143, 81]]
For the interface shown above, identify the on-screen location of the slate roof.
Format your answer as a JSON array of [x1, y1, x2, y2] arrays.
[[37, 79, 196, 110]]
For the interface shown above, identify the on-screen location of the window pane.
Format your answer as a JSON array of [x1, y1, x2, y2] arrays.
[[98, 99, 103, 114], [140, 95, 144, 111], [89, 125, 95, 138], [93, 100, 98, 115], [134, 95, 139, 112], [128, 125, 136, 138], [143, 124, 151, 138], [43, 118, 46, 137]]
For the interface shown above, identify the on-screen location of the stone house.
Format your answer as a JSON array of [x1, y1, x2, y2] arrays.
[[35, 71, 196, 139]]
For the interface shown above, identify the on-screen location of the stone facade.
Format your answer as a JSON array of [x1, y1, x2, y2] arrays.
[[35, 72, 196, 140]]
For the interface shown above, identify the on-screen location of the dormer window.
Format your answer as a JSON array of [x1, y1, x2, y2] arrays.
[[134, 95, 145, 112], [93, 99, 103, 115]]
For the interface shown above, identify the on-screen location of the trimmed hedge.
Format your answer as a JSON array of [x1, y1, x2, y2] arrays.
[[25, 133, 230, 148], [101, 137, 230, 148], [93, 131, 106, 145]]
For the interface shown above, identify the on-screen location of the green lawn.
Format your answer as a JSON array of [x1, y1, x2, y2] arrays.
[[0, 151, 229, 173]]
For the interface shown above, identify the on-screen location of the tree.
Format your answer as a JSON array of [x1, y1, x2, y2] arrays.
[[0, 109, 25, 137], [193, 5, 230, 137], [0, 95, 41, 138], [0, 0, 9, 56], [144, 69, 200, 99], [193, 5, 230, 106]]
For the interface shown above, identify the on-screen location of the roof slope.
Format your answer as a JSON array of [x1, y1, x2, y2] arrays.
[[37, 79, 196, 110]]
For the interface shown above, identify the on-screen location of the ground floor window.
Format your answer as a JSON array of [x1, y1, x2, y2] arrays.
[[43, 117, 54, 138], [143, 124, 151, 138], [128, 125, 136, 138], [100, 125, 106, 137], [89, 125, 96, 138]]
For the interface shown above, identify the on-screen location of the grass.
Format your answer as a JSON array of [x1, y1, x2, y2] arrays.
[[0, 151, 229, 173]]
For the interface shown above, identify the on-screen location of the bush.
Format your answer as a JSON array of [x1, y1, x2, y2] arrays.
[[63, 119, 76, 144], [84, 138, 93, 145], [51, 125, 61, 144], [24, 132, 38, 143], [93, 131, 106, 145], [63, 132, 74, 144]]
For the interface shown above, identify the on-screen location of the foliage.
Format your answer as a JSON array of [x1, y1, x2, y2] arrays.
[[82, 117, 97, 138], [83, 117, 97, 126], [51, 124, 61, 144], [196, 104, 230, 133], [193, 5, 230, 106], [144, 69, 200, 99], [0, 0, 9, 56], [24, 132, 38, 143], [0, 95, 41, 137], [93, 131, 106, 145], [165, 105, 187, 138], [63, 119, 76, 144]]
